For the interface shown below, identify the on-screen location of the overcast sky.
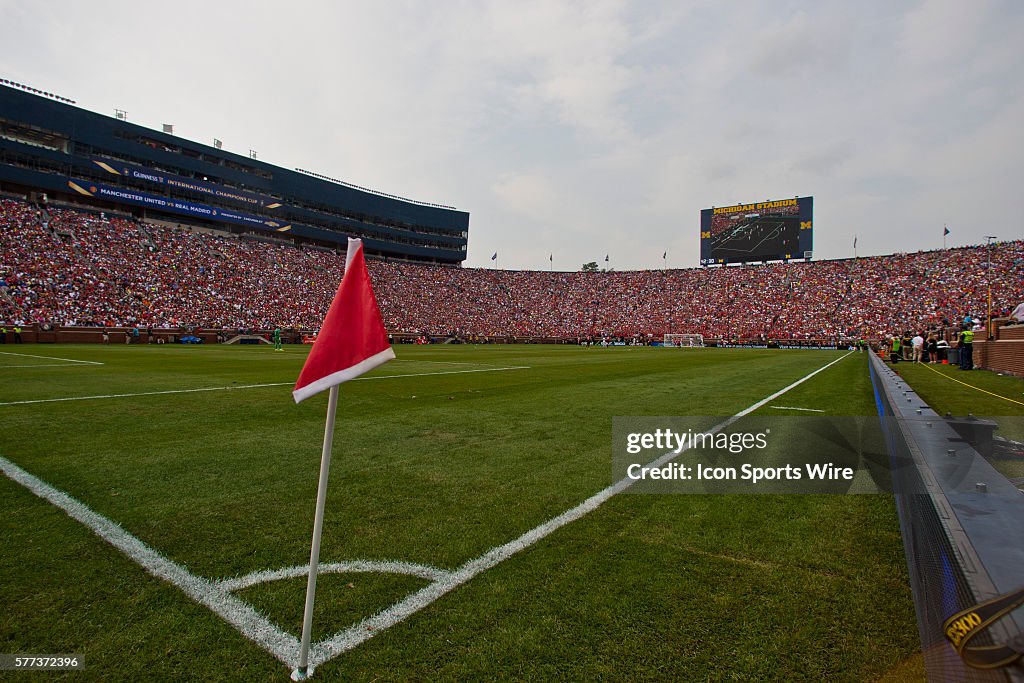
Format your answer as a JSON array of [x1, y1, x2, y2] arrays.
[[2, 1, 1022, 270]]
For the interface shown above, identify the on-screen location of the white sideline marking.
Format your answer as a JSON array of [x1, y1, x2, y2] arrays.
[[768, 405, 826, 413], [0, 366, 531, 406], [1, 352, 850, 675], [0, 351, 104, 366]]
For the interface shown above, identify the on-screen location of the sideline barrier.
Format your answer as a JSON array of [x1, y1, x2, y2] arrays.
[[868, 353, 1024, 681]]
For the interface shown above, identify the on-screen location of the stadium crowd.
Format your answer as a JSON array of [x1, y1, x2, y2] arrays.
[[2, 197, 1022, 341]]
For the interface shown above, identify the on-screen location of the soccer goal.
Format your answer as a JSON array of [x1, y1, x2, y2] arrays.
[[663, 333, 704, 348]]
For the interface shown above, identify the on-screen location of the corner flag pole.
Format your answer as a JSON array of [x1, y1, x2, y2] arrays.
[[289, 237, 394, 680], [293, 384, 340, 680]]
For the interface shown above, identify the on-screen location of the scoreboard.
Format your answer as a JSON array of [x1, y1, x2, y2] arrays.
[[700, 196, 813, 265]]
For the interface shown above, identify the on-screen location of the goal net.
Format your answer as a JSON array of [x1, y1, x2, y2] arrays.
[[663, 334, 704, 348]]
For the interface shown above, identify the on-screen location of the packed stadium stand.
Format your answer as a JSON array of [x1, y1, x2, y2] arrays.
[[3, 197, 1022, 343], [0, 84, 469, 265]]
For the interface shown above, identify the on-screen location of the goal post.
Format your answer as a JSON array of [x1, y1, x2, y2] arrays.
[[663, 333, 704, 348]]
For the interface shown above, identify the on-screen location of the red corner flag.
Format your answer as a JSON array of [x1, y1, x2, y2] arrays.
[[293, 238, 395, 403]]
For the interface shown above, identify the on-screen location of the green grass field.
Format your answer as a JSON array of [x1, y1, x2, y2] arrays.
[[888, 359, 1024, 483], [0, 345, 922, 681]]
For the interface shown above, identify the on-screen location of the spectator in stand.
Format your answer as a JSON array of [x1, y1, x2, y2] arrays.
[[2, 197, 1024, 343], [1010, 300, 1024, 324]]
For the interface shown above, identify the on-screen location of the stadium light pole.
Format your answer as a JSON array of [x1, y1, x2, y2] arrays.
[[985, 236, 996, 339]]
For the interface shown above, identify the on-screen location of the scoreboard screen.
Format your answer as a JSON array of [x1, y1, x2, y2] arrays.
[[700, 196, 813, 265]]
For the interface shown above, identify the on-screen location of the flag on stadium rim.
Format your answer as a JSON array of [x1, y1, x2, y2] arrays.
[[944, 226, 950, 236], [491, 251, 498, 260], [293, 237, 395, 402]]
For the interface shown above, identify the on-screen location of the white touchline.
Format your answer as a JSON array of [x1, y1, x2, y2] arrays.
[[0, 366, 531, 406], [217, 560, 453, 593], [768, 405, 826, 413], [0, 351, 104, 365], [0, 352, 850, 676]]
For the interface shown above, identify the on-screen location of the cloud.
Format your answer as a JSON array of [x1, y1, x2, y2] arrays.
[[2, 1, 1023, 270]]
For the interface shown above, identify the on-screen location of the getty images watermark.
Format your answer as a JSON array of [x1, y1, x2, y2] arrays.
[[612, 416, 899, 494]]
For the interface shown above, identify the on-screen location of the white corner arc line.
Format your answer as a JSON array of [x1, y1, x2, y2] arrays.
[[0, 366, 531, 406], [0, 351, 104, 365], [217, 561, 452, 593]]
